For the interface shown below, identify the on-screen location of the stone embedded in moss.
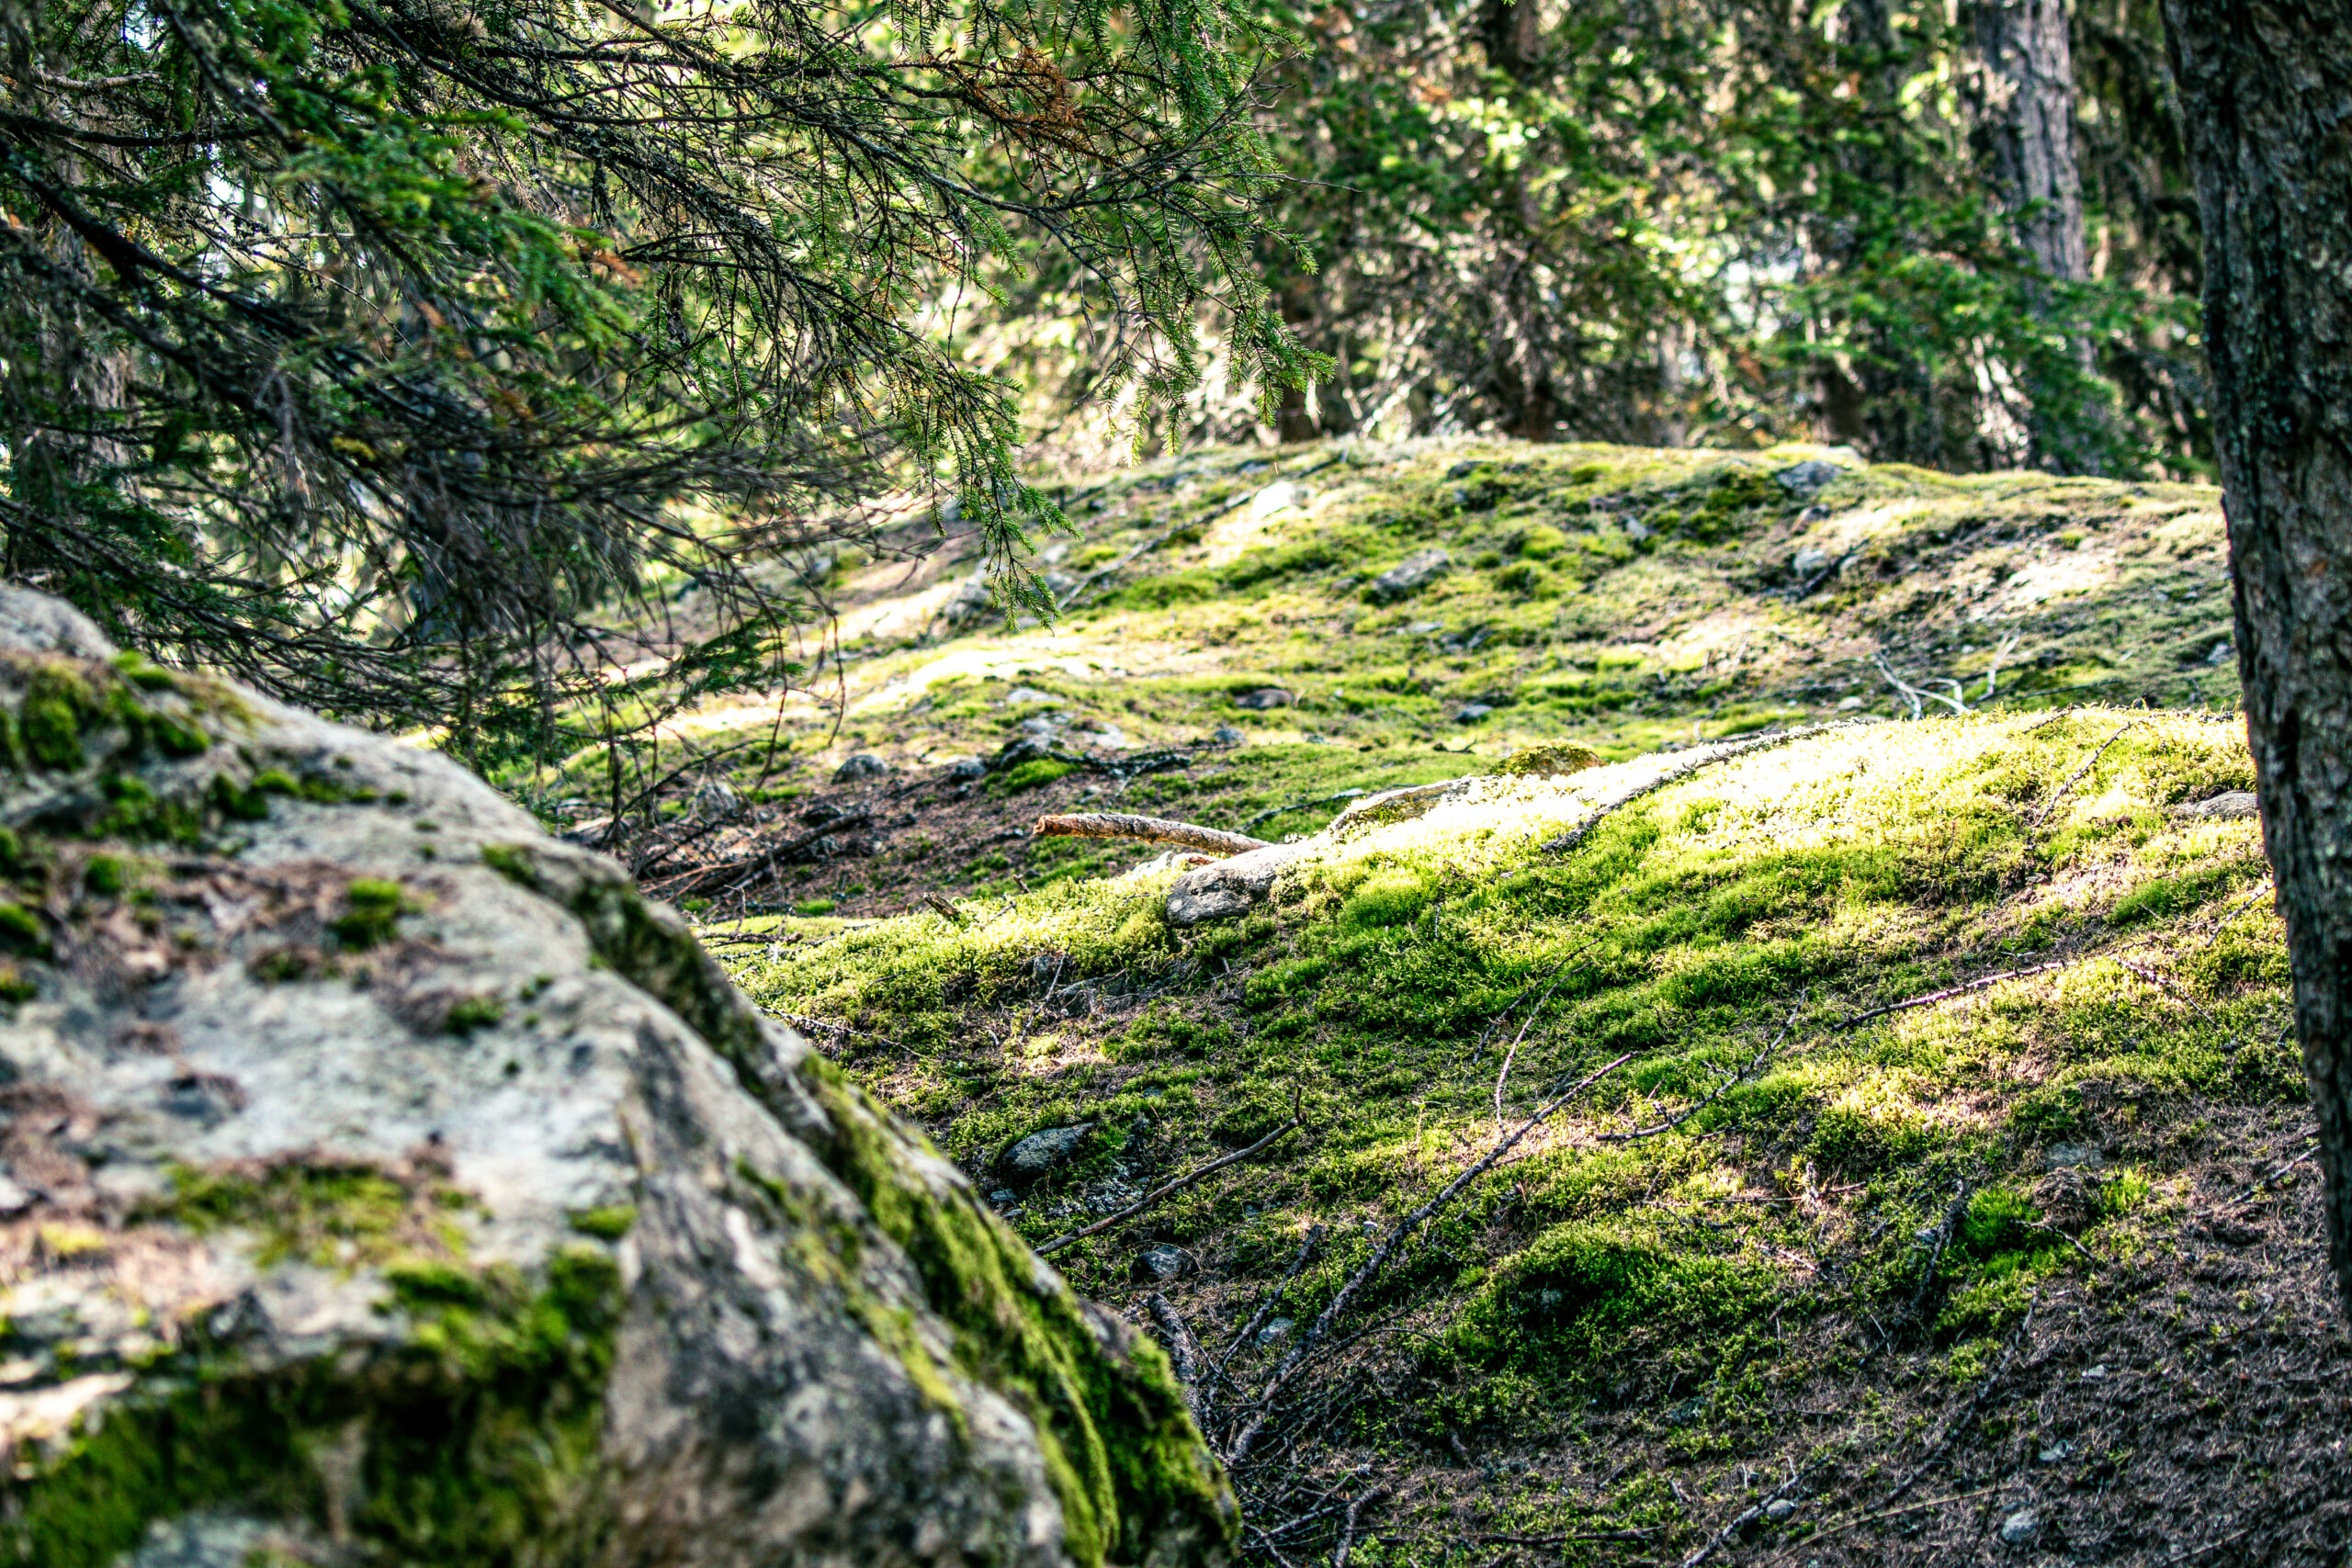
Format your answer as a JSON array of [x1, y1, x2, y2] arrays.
[[1499, 740, 1605, 777]]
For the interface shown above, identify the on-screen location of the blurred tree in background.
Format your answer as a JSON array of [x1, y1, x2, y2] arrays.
[[996, 0, 2207, 479]]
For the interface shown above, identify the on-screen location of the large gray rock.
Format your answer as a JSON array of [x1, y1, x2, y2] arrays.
[[0, 587, 1229, 1567]]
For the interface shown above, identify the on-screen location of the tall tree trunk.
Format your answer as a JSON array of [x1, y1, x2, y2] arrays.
[[1966, 0, 2098, 470], [1968, 0, 2092, 282], [2160, 0, 2352, 1313]]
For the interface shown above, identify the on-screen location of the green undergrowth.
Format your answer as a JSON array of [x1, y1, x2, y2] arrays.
[[526, 435, 2244, 825], [734, 710, 2292, 1441]]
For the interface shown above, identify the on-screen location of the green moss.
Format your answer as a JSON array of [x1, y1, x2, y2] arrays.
[[0, 903, 44, 956], [331, 879, 410, 950], [21, 682, 85, 769], [82, 855, 127, 896], [109, 651, 179, 691], [802, 1066, 1234, 1567], [996, 757, 1082, 793], [444, 995, 505, 1034], [565, 1205, 638, 1241], [0, 1251, 623, 1568], [154, 1157, 461, 1269]]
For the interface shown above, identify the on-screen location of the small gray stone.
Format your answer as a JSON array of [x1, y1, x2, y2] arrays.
[[2207, 639, 2233, 665], [1774, 459, 1844, 499], [2038, 1440, 2072, 1463], [0, 1175, 31, 1214], [1368, 549, 1452, 604], [1233, 687, 1295, 710], [1792, 545, 1832, 579], [2045, 1144, 2104, 1169], [1996, 1506, 2040, 1545], [1135, 1245, 1192, 1282], [1004, 687, 1061, 705], [1621, 515, 1653, 541], [1455, 704, 1494, 724], [1166, 881, 1255, 926], [988, 1189, 1018, 1206], [1764, 1498, 1798, 1523], [944, 756, 987, 780], [1666, 1397, 1706, 1427], [1838, 695, 1865, 710], [1257, 1316, 1295, 1346], [1210, 726, 1248, 747], [2172, 790, 2258, 820], [831, 752, 892, 783], [1001, 1123, 1096, 1181]]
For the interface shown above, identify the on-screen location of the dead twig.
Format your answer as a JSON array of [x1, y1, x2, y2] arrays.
[[1600, 1014, 1792, 1141], [1035, 1116, 1303, 1256], [1473, 934, 1606, 1059], [2030, 718, 2138, 828], [1493, 965, 1581, 1130], [1034, 811, 1269, 858], [1778, 1484, 2008, 1552], [1216, 1225, 1326, 1371], [1679, 1464, 1817, 1568], [1228, 1053, 1634, 1464], [1834, 957, 2080, 1030], [1330, 1487, 1389, 1568], [2205, 1143, 2319, 1213], [1904, 1182, 1973, 1331]]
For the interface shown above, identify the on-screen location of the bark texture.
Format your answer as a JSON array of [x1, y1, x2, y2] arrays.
[[2161, 0, 2352, 1311]]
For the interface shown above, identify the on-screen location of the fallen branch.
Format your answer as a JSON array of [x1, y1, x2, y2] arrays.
[[1833, 957, 2078, 1030], [1679, 1464, 1818, 1568], [1542, 727, 1832, 857], [1034, 811, 1269, 858], [1246, 788, 1367, 830], [1776, 1484, 2007, 1553], [1600, 1014, 1792, 1142], [1146, 1294, 1205, 1422], [1216, 1225, 1326, 1371], [1035, 1116, 1303, 1256], [1331, 1487, 1389, 1568], [2030, 717, 2138, 828], [1228, 1053, 1634, 1464]]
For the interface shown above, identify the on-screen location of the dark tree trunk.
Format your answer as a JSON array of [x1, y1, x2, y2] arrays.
[[1967, 0, 2092, 282], [2161, 0, 2352, 1311]]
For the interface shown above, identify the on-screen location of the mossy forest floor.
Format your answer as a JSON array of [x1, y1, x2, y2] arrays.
[[521, 438, 2346, 1565]]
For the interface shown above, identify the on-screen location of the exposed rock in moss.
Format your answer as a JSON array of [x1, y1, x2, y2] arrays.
[[0, 588, 1230, 1567]]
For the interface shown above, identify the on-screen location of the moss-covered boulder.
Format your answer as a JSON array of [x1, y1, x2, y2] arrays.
[[0, 588, 1231, 1568]]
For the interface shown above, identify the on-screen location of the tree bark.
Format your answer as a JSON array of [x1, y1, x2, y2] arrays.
[[2161, 0, 2352, 1312]]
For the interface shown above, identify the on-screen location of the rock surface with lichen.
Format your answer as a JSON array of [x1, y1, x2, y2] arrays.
[[0, 587, 1231, 1568]]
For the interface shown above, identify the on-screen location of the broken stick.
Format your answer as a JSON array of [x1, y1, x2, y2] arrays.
[[1034, 811, 1270, 858]]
